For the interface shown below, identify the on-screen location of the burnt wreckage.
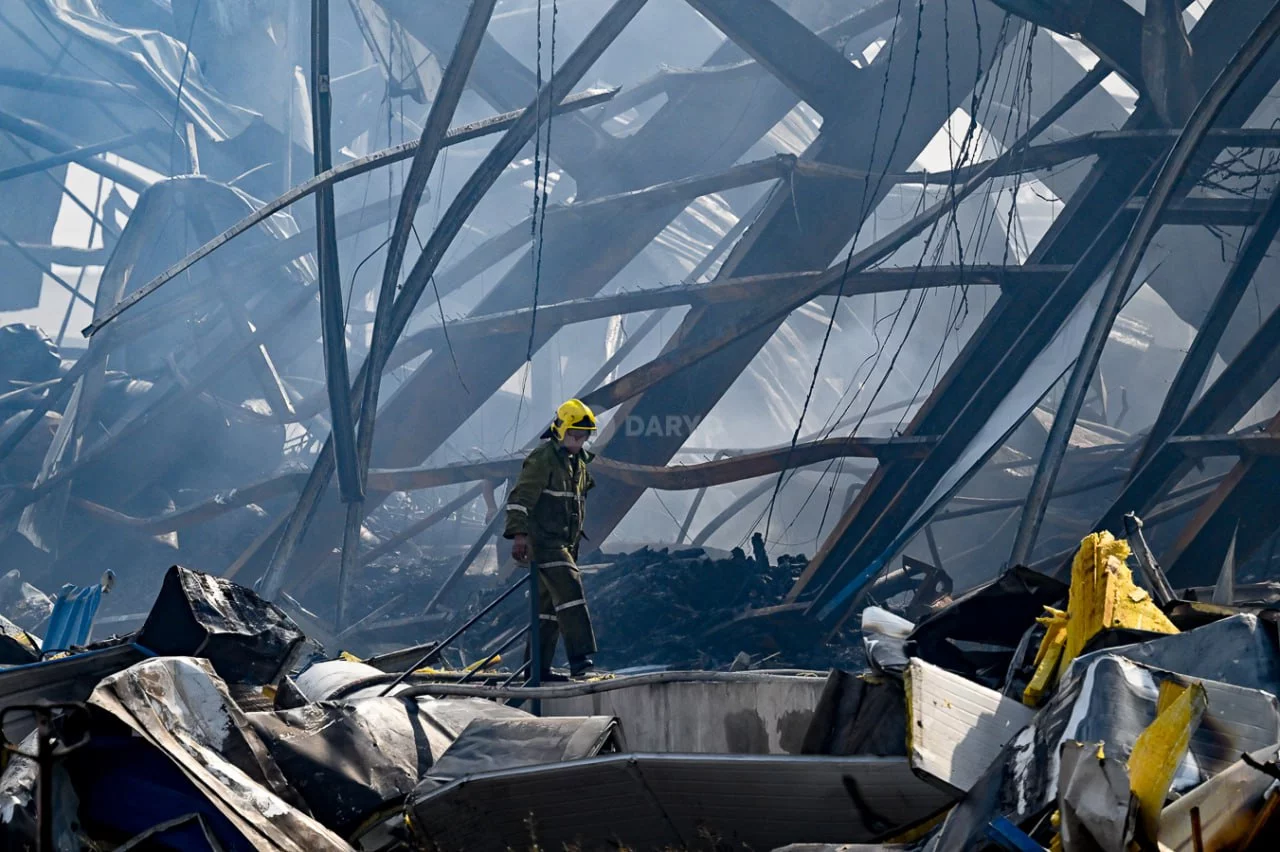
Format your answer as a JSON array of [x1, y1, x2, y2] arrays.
[[3, 0, 1280, 848]]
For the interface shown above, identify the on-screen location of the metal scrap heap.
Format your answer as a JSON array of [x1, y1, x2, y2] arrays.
[[2, 529, 1280, 849]]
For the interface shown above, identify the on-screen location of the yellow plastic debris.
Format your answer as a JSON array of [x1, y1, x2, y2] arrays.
[[1063, 531, 1177, 665], [1022, 609, 1068, 707], [1128, 680, 1207, 845], [1023, 532, 1178, 707]]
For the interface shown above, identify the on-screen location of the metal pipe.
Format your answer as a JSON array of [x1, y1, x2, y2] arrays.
[[377, 572, 530, 697], [1009, 1, 1280, 566], [527, 561, 542, 716], [457, 624, 529, 685]]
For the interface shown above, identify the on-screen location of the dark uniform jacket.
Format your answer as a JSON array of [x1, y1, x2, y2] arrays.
[[502, 440, 595, 557]]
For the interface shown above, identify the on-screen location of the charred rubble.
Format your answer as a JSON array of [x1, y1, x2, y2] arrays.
[[5, 0, 1280, 848]]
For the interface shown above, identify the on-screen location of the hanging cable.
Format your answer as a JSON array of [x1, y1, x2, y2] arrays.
[[168, 0, 203, 174]]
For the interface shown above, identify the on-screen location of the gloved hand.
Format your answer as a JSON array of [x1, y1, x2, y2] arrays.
[[512, 534, 530, 563]]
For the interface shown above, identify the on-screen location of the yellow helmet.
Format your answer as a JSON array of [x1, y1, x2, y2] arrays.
[[547, 398, 597, 441]]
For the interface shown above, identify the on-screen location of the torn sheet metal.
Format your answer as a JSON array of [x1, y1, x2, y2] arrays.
[[0, 614, 38, 665], [800, 670, 907, 757], [35, 0, 257, 140], [407, 753, 955, 852], [908, 567, 1068, 690], [137, 566, 305, 686], [0, 643, 144, 742], [42, 572, 112, 653], [424, 716, 625, 787], [905, 658, 1034, 794], [246, 696, 536, 835], [1004, 654, 1280, 823], [87, 656, 349, 851], [1056, 741, 1135, 852], [1062, 613, 1280, 695], [1157, 743, 1280, 851]]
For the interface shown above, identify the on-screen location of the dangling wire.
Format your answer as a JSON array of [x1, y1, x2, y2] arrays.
[[168, 0, 204, 174], [527, 0, 559, 360], [513, 0, 558, 448]]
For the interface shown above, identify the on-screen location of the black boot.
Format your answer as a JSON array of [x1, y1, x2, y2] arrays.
[[569, 657, 596, 678]]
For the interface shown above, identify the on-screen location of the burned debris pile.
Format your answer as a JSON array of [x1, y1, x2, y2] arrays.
[[7, 527, 1280, 850]]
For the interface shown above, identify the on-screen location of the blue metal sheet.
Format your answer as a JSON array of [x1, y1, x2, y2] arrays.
[[43, 572, 113, 654]]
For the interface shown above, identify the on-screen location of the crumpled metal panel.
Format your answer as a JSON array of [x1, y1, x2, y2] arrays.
[[423, 716, 625, 787], [1003, 654, 1280, 822], [247, 696, 456, 836], [1062, 613, 1280, 697], [88, 656, 349, 852], [137, 565, 305, 686], [34, 0, 258, 140], [407, 753, 954, 852]]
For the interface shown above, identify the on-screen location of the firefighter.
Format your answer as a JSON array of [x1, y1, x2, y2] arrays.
[[504, 398, 599, 679]]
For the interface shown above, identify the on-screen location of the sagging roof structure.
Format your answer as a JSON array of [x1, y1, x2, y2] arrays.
[[2, 0, 1280, 637]]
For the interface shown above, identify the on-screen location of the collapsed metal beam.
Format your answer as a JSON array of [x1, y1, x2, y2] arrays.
[[796, 0, 1280, 625], [1008, 3, 1280, 567], [1163, 414, 1280, 583], [985, 0, 1146, 86], [310, 0, 363, 506], [0, 109, 150, 192], [340, 0, 498, 627], [255, 0, 651, 602], [1135, 186, 1280, 474], [1091, 297, 1280, 545], [683, 0, 861, 120], [588, 16, 1078, 555], [388, 265, 1065, 375], [260, 2, 1001, 580], [66, 434, 934, 535], [80, 86, 619, 337]]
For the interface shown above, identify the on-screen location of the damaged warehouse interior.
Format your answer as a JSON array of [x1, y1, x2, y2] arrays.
[[10, 0, 1280, 847]]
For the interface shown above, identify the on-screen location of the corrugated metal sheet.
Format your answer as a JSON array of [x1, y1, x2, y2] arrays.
[[408, 753, 954, 852], [42, 578, 109, 653]]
